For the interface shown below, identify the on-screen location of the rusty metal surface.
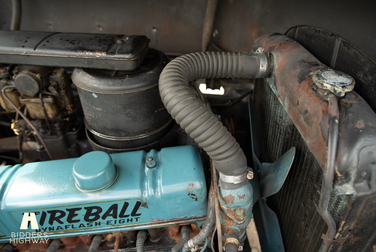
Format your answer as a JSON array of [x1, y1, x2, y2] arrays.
[[49, 68, 75, 113], [254, 34, 329, 170], [285, 26, 376, 112], [12, 235, 92, 252], [9, 224, 202, 252], [20, 96, 58, 119], [0, 88, 21, 113], [253, 77, 346, 252], [253, 34, 376, 252], [255, 32, 376, 197], [218, 182, 253, 241], [332, 194, 376, 251], [253, 34, 376, 178]]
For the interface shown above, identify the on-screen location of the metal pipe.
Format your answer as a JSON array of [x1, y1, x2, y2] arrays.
[[212, 160, 223, 252], [114, 235, 120, 252], [1, 85, 54, 160], [211, 225, 217, 251], [88, 234, 103, 252], [319, 94, 339, 252], [46, 239, 61, 252], [0, 154, 18, 163], [10, 0, 21, 31], [0, 137, 18, 153], [0, 121, 11, 127], [201, 0, 219, 51]]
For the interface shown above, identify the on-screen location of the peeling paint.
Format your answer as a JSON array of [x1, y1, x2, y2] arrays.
[[223, 194, 235, 204], [355, 120, 365, 129], [238, 194, 246, 199]]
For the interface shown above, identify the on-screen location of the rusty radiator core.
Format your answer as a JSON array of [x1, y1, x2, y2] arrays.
[[254, 79, 348, 252]]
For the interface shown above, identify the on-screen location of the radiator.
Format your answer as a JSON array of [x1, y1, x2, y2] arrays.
[[254, 78, 348, 252], [251, 33, 376, 252]]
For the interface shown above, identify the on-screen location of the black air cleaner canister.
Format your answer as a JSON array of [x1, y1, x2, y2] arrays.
[[72, 49, 172, 149]]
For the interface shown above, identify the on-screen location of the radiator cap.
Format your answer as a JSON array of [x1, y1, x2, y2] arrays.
[[312, 68, 355, 97], [73, 151, 117, 192]]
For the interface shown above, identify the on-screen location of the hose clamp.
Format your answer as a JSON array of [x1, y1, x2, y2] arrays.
[[219, 173, 247, 185], [255, 49, 270, 78], [187, 240, 198, 252], [225, 237, 240, 247]]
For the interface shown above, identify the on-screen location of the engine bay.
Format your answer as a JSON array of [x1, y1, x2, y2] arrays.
[[0, 1, 376, 252]]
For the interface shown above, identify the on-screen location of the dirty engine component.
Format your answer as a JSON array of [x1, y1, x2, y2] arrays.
[[0, 145, 207, 243], [0, 21, 375, 252], [0, 31, 149, 71], [73, 49, 173, 152]]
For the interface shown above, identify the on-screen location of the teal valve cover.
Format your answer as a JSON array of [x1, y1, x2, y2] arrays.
[[0, 145, 207, 242]]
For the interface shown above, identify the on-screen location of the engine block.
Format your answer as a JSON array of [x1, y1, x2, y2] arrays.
[[0, 145, 207, 242]]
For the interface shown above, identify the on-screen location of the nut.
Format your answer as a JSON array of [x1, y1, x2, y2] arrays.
[[247, 171, 254, 180], [255, 47, 264, 53], [146, 156, 156, 168]]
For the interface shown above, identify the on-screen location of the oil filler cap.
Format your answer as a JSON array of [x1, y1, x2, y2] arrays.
[[73, 151, 117, 192]]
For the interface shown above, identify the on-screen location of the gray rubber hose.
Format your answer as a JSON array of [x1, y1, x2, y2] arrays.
[[46, 239, 61, 252], [88, 234, 103, 252], [136, 231, 147, 252], [184, 187, 215, 250], [225, 234, 240, 252], [171, 225, 190, 252], [159, 52, 269, 176], [1, 244, 15, 252]]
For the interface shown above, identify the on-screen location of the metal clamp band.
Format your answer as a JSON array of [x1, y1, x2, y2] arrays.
[[187, 240, 198, 251], [225, 237, 240, 247], [321, 234, 347, 245], [219, 173, 247, 185], [258, 53, 269, 77], [255, 50, 270, 78]]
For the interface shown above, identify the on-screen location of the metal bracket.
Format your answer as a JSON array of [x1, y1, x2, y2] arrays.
[[321, 234, 347, 245]]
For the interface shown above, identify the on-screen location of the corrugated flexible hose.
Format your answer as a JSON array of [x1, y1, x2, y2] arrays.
[[159, 51, 269, 176]]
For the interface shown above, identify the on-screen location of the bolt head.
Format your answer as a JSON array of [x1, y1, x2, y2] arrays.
[[247, 171, 254, 180], [235, 208, 246, 220], [255, 47, 264, 53], [146, 156, 156, 168]]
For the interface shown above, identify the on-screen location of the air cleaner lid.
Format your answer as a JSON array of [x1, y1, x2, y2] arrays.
[[73, 151, 117, 192], [72, 49, 168, 94]]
